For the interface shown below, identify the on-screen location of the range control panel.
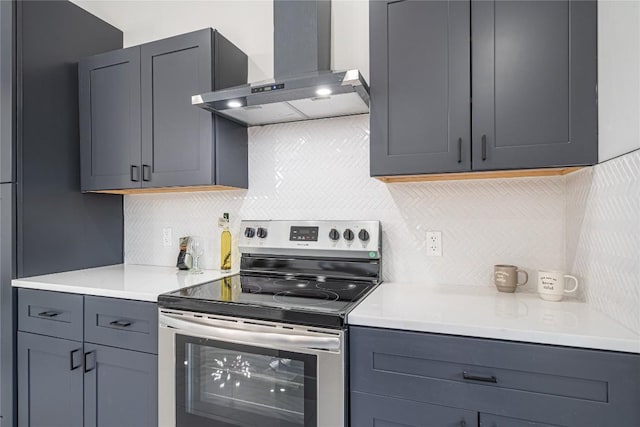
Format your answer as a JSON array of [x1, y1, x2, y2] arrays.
[[239, 220, 381, 259]]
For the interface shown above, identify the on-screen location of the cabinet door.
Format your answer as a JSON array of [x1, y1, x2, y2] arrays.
[[17, 332, 83, 427], [351, 391, 477, 427], [472, 0, 597, 170], [141, 29, 213, 188], [79, 47, 141, 191], [84, 343, 157, 427], [370, 0, 471, 176]]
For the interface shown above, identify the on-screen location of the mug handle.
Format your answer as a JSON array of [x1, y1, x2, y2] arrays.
[[563, 275, 579, 293], [516, 269, 529, 286]]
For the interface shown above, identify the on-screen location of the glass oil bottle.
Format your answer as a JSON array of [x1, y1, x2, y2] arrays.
[[219, 213, 232, 271]]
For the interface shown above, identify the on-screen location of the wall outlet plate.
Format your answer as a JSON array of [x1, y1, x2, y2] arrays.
[[426, 231, 442, 256], [162, 227, 173, 247]]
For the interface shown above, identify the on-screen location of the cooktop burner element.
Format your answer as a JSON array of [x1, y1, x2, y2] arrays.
[[273, 289, 340, 305], [158, 220, 382, 328]]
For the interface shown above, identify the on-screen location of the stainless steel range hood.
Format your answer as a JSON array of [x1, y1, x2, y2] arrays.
[[192, 0, 370, 127]]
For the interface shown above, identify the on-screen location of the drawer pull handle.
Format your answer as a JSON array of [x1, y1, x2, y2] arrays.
[[110, 320, 132, 328], [457, 137, 463, 163], [463, 371, 497, 383], [70, 349, 82, 371], [84, 351, 96, 373], [142, 164, 151, 181], [38, 310, 60, 318], [481, 134, 487, 161]]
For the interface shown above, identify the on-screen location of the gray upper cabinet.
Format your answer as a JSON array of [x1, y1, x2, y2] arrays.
[[370, 0, 597, 178], [79, 28, 248, 193], [370, 0, 471, 176], [472, 0, 597, 171], [79, 47, 142, 192], [141, 31, 213, 188]]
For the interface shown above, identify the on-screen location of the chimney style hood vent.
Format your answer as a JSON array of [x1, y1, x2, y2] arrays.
[[192, 0, 370, 127]]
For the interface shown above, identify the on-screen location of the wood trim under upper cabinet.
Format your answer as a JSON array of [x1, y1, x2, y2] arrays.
[[375, 167, 583, 183], [89, 185, 245, 195]]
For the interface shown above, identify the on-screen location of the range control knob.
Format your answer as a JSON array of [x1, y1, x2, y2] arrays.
[[329, 228, 340, 241], [256, 227, 268, 239], [343, 229, 354, 241], [358, 229, 370, 242], [244, 227, 256, 238]]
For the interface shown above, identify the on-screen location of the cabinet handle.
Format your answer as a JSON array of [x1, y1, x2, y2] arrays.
[[70, 349, 82, 371], [142, 164, 151, 181], [460, 421, 466, 427], [130, 165, 140, 182], [457, 137, 462, 163], [84, 351, 96, 373], [481, 134, 487, 161], [109, 320, 132, 328], [37, 310, 60, 318], [463, 370, 497, 383]]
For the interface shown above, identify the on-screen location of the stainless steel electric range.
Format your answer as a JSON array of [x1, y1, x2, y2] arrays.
[[158, 220, 381, 427]]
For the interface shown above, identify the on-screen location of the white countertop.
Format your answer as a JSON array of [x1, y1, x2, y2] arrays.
[[12, 264, 236, 302], [348, 283, 640, 354]]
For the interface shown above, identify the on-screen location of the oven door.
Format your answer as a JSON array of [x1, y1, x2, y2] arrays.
[[158, 310, 345, 427]]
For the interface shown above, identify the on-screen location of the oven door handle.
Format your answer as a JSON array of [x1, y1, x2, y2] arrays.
[[160, 315, 341, 351]]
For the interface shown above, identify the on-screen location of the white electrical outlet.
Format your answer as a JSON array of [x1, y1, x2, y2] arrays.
[[426, 231, 442, 256], [162, 227, 172, 247]]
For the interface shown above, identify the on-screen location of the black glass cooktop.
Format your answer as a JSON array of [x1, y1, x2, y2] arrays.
[[158, 274, 379, 329]]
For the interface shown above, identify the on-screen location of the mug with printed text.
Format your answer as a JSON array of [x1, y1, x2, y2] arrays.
[[537, 270, 579, 301]]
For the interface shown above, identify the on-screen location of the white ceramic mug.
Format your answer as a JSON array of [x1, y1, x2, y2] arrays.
[[537, 270, 579, 301]]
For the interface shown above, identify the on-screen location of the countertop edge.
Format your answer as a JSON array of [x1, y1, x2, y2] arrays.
[[347, 314, 640, 354], [11, 280, 160, 302]]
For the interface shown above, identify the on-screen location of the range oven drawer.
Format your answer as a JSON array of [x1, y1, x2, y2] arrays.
[[84, 296, 157, 354], [18, 288, 83, 341]]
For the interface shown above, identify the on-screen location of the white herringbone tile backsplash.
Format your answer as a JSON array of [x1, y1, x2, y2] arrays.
[[566, 150, 640, 334], [125, 115, 565, 288], [124, 115, 639, 333]]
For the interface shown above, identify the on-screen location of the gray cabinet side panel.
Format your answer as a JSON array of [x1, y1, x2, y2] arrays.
[[140, 29, 213, 188], [471, 0, 597, 170], [0, 0, 14, 184], [17, 332, 83, 427], [84, 343, 158, 427], [214, 116, 248, 188], [369, 0, 471, 176], [213, 31, 248, 91], [0, 184, 15, 426], [18, 0, 124, 278]]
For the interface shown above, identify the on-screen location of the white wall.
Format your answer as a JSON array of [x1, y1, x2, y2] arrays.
[[70, 0, 369, 83], [598, 0, 640, 161]]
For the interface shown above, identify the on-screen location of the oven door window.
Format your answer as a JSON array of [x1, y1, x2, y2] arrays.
[[176, 334, 317, 427]]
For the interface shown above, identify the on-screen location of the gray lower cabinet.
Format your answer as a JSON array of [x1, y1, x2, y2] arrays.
[[79, 28, 248, 192], [17, 289, 158, 427], [350, 326, 640, 427], [84, 343, 157, 427], [17, 332, 84, 427], [369, 0, 597, 177], [351, 391, 477, 427]]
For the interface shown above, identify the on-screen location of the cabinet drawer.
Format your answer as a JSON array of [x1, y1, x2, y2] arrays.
[[84, 296, 157, 354], [350, 326, 640, 426], [351, 391, 477, 427], [18, 289, 83, 341]]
